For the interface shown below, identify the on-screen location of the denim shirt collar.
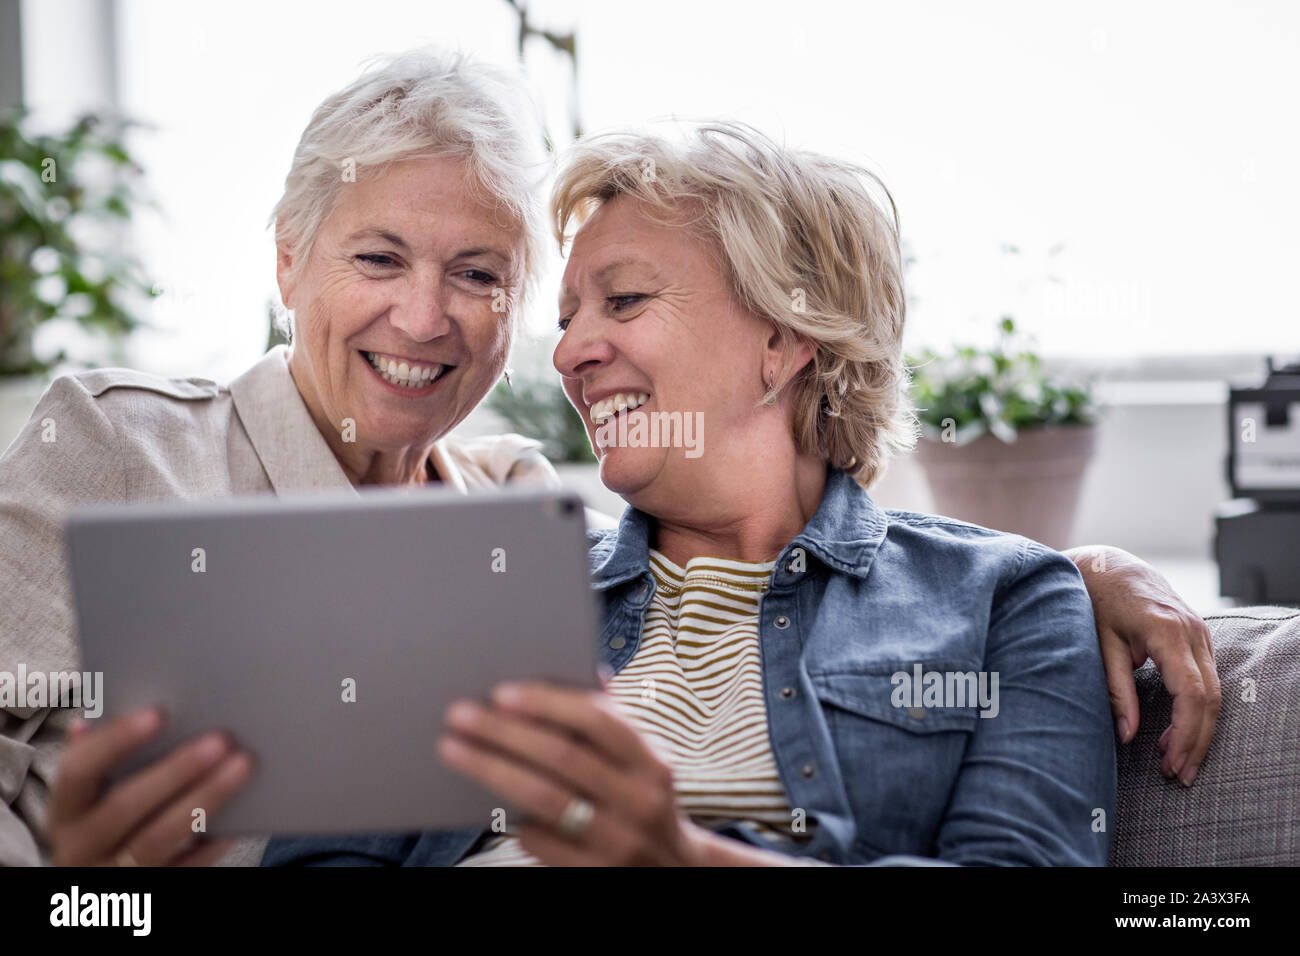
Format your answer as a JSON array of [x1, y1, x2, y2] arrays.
[[588, 465, 888, 589]]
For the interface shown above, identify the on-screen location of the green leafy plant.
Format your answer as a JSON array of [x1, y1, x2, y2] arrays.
[[907, 316, 1099, 445], [487, 375, 596, 464], [0, 108, 157, 377]]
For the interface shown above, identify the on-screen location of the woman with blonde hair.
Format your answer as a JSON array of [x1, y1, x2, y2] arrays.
[[264, 121, 1218, 866]]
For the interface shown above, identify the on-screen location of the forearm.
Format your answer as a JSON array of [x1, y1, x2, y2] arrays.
[[1063, 544, 1138, 577], [1062, 544, 1146, 619], [691, 826, 829, 866], [1064, 544, 1187, 621]]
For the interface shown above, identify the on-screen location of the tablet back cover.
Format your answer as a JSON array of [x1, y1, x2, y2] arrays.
[[65, 486, 600, 836]]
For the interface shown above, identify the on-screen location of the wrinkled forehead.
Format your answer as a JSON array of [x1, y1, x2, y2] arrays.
[[559, 195, 713, 297], [331, 155, 526, 254]]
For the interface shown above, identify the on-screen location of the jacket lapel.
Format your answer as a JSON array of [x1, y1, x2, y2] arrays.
[[229, 346, 357, 495]]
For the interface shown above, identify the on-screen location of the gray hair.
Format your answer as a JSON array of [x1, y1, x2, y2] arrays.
[[269, 47, 548, 335], [552, 121, 918, 488]]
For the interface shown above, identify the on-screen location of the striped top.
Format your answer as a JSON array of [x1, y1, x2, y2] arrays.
[[454, 548, 814, 866]]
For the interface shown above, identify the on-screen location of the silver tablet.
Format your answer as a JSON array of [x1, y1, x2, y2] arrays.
[[65, 485, 600, 837]]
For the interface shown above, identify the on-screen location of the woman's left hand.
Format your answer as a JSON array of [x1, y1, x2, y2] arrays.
[[437, 679, 723, 866], [1066, 544, 1221, 786]]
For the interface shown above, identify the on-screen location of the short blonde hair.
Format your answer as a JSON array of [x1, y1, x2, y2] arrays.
[[551, 121, 918, 487], [269, 47, 548, 330]]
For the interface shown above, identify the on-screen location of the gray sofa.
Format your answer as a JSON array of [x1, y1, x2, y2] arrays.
[[1111, 605, 1300, 866]]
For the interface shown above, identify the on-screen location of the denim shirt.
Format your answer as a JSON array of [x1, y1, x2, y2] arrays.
[[263, 465, 1116, 867]]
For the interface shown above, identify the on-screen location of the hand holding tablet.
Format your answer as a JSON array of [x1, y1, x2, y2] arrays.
[[63, 487, 599, 840]]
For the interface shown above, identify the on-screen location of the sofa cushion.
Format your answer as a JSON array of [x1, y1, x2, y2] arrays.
[[1110, 606, 1300, 866]]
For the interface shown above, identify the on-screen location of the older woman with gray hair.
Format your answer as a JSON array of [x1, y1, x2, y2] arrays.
[[264, 122, 1219, 867], [0, 47, 556, 867], [0, 51, 1215, 868]]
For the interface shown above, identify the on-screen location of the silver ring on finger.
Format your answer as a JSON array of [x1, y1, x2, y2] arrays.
[[556, 796, 595, 838]]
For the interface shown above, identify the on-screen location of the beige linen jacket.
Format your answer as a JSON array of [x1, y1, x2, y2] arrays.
[[0, 345, 559, 866]]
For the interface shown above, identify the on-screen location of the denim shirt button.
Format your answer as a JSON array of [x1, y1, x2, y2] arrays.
[[609, 636, 627, 650], [774, 615, 791, 629], [780, 686, 795, 699], [907, 706, 926, 720], [800, 763, 816, 778]]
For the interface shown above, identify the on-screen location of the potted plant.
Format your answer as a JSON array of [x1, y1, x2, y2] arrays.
[[0, 108, 156, 449], [907, 316, 1101, 549], [486, 374, 595, 466]]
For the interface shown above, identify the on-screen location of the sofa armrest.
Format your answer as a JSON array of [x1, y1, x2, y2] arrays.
[[1110, 606, 1300, 866]]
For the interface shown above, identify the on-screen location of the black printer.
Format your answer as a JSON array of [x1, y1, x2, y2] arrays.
[[1216, 357, 1300, 605]]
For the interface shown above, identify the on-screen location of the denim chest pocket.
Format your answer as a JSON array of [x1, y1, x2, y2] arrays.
[[807, 666, 983, 858], [598, 590, 645, 670]]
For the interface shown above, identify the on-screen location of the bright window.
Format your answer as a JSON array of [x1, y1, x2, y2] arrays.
[[63, 0, 1295, 378]]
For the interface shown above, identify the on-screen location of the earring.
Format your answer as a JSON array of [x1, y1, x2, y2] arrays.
[[502, 367, 514, 390]]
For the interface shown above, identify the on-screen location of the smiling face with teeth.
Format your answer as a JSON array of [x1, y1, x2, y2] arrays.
[[554, 195, 807, 513], [276, 155, 524, 485], [589, 391, 652, 426]]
